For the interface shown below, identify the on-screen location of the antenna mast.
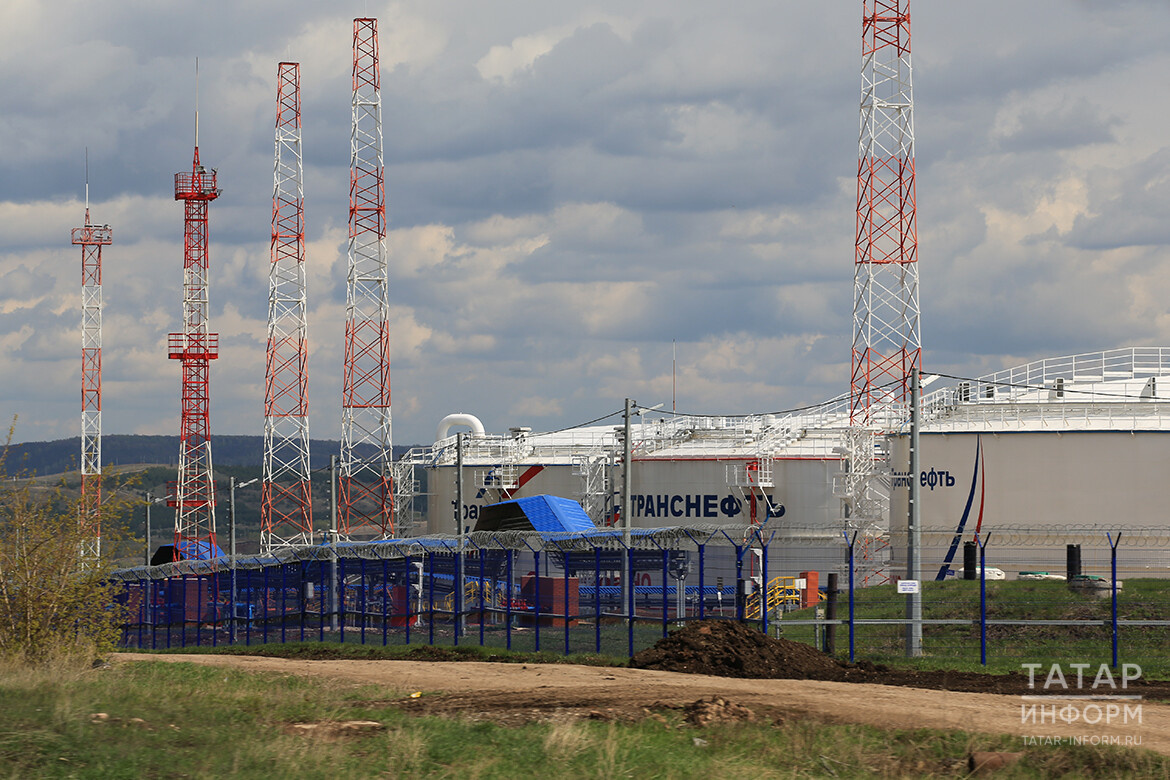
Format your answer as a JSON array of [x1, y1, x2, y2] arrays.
[[340, 17, 393, 539], [262, 62, 314, 552], [72, 156, 111, 561], [168, 63, 221, 560]]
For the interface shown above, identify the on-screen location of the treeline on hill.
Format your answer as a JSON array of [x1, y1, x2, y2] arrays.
[[2, 435, 418, 477]]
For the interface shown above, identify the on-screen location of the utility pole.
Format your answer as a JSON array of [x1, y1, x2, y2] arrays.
[[621, 398, 633, 613], [455, 431, 465, 636], [144, 493, 152, 566], [329, 455, 339, 631], [906, 368, 922, 656]]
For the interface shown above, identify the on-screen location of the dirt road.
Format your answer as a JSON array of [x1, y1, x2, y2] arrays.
[[117, 653, 1166, 755]]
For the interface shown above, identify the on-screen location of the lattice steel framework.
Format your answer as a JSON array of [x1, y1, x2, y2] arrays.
[[340, 18, 393, 539], [169, 139, 221, 556], [262, 62, 314, 553], [72, 181, 111, 561], [851, 0, 920, 424]]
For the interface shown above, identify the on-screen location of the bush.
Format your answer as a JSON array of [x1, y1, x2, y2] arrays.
[[0, 426, 129, 665]]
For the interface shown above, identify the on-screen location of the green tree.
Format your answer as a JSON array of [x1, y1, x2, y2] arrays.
[[0, 426, 129, 665]]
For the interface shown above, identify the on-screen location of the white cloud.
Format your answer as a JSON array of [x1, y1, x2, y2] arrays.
[[1, 1, 1170, 449]]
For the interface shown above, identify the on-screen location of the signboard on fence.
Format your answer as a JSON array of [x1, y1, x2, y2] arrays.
[[897, 580, 920, 594]]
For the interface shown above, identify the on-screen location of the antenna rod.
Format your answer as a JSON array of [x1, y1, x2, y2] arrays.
[[194, 57, 200, 148], [84, 148, 90, 215]]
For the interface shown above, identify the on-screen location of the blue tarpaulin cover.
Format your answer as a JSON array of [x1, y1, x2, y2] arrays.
[[475, 495, 596, 535], [175, 539, 226, 561]]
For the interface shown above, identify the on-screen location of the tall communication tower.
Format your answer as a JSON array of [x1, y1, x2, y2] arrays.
[[168, 79, 222, 559], [340, 17, 393, 539], [261, 62, 314, 553], [72, 160, 111, 561], [839, 1, 920, 585], [851, 0, 920, 424]]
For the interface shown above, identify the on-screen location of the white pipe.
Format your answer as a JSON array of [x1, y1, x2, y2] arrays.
[[436, 413, 486, 443]]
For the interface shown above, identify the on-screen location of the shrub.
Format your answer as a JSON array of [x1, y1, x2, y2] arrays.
[[0, 425, 129, 665]]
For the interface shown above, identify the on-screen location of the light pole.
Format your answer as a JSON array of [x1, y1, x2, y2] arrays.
[[906, 369, 922, 657], [230, 476, 259, 644], [455, 432, 465, 637]]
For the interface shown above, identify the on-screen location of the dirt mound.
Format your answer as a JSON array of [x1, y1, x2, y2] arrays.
[[629, 620, 846, 679]]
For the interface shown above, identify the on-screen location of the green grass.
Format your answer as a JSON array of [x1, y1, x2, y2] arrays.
[[135, 638, 623, 668], [772, 578, 1170, 678], [1, 659, 1167, 779]]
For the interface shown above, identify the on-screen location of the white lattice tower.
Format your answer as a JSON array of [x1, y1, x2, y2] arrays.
[[340, 17, 393, 539], [72, 172, 111, 562], [852, 0, 920, 424], [262, 62, 314, 553]]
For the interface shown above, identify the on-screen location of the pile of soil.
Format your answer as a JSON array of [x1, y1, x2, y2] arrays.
[[628, 620, 1170, 701], [629, 620, 845, 679]]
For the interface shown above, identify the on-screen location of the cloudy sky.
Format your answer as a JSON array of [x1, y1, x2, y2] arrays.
[[3, 1, 1170, 447]]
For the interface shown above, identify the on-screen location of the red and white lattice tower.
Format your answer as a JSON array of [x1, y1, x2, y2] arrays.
[[340, 18, 393, 539], [168, 105, 222, 558], [72, 167, 111, 561], [851, 0, 920, 425], [261, 62, 313, 553], [841, 1, 921, 585]]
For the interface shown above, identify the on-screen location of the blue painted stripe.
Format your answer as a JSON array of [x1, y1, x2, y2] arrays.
[[935, 435, 981, 581]]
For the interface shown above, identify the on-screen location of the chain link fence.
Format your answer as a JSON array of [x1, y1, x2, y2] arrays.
[[113, 524, 1170, 674]]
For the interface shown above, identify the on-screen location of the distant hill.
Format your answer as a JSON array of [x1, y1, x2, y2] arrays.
[[1, 435, 420, 477]]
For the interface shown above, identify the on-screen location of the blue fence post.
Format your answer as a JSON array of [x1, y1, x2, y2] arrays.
[[1109, 532, 1122, 669], [698, 544, 705, 621], [979, 533, 991, 667], [299, 564, 306, 643], [404, 554, 414, 645], [262, 566, 269, 645], [734, 544, 744, 622], [150, 579, 158, 650], [382, 558, 389, 647], [479, 549, 487, 648], [135, 583, 144, 649], [338, 558, 347, 645], [562, 548, 571, 655], [209, 575, 217, 649], [318, 560, 326, 643], [404, 554, 414, 647], [661, 548, 669, 639], [627, 547, 635, 658], [181, 576, 189, 649], [280, 564, 288, 644], [427, 552, 436, 646], [165, 577, 172, 650], [358, 558, 366, 645], [505, 549, 514, 651], [533, 549, 542, 653], [594, 546, 602, 654], [451, 551, 460, 650], [761, 533, 770, 636], [844, 531, 856, 664]]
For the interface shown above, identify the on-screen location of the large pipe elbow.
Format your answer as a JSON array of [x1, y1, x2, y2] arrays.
[[435, 413, 486, 443]]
